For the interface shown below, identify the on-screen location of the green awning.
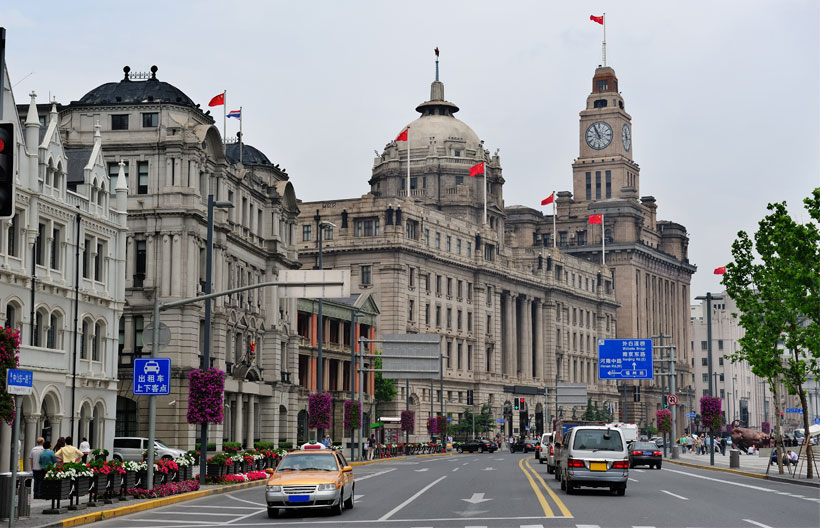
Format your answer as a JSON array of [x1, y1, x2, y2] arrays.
[[370, 422, 384, 428]]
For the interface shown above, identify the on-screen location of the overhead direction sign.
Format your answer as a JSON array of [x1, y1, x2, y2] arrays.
[[597, 339, 654, 380], [133, 358, 171, 395], [379, 334, 441, 379], [277, 270, 350, 298], [556, 383, 588, 407], [6, 368, 33, 395]]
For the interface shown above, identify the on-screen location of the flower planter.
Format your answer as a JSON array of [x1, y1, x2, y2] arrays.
[[74, 476, 91, 497], [135, 470, 147, 489], [181, 466, 193, 481], [42, 478, 72, 500], [91, 473, 108, 496], [255, 459, 264, 471], [121, 471, 136, 491], [242, 461, 251, 473], [206, 463, 225, 478]]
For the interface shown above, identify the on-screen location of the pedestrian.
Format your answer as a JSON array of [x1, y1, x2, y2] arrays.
[[29, 437, 44, 499], [368, 435, 376, 460], [362, 436, 368, 460], [56, 436, 83, 464], [79, 437, 91, 463], [52, 437, 66, 461], [686, 435, 693, 453], [39, 441, 57, 474]]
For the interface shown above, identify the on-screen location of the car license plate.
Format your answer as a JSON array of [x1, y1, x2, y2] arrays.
[[288, 495, 310, 502], [642, 451, 652, 455], [589, 462, 607, 471]]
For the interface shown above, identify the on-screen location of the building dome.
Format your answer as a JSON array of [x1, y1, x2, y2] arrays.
[[398, 79, 481, 152], [225, 141, 272, 166], [74, 66, 196, 108]]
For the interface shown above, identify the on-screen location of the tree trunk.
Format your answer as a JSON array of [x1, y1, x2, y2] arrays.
[[772, 380, 784, 475], [794, 372, 814, 479]]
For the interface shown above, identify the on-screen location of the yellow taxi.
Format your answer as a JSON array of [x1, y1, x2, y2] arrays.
[[264, 442, 354, 518]]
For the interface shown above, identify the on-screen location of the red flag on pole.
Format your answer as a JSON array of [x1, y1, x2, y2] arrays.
[[541, 192, 555, 206], [208, 93, 225, 107], [590, 14, 604, 25], [588, 214, 603, 224], [469, 162, 485, 177], [714, 266, 726, 275], [435, 47, 439, 57], [395, 128, 408, 141]]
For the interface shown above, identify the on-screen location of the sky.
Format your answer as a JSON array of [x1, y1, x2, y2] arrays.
[[3, 1, 818, 301]]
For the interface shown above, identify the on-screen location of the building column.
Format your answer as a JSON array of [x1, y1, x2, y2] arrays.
[[247, 396, 256, 448], [0, 421, 11, 471], [534, 301, 544, 382], [171, 234, 182, 296], [161, 235, 171, 296], [517, 296, 528, 379], [501, 294, 510, 375], [24, 414, 39, 471], [234, 393, 244, 445]]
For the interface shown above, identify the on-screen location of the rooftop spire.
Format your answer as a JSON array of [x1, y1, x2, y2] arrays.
[[25, 91, 40, 127], [434, 47, 440, 81]]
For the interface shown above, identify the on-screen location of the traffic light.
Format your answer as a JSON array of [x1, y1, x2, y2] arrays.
[[0, 123, 15, 219], [519, 397, 526, 410], [514, 398, 519, 411], [633, 386, 640, 402], [466, 389, 474, 406]]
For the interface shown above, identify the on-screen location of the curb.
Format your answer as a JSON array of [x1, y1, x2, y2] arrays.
[[40, 480, 266, 528], [350, 456, 407, 466], [665, 458, 767, 480]]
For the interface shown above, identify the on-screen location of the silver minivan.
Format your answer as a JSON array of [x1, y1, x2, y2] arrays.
[[113, 437, 186, 462], [558, 425, 629, 496]]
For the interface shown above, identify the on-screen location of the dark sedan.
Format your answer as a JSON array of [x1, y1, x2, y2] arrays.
[[629, 441, 663, 469], [510, 438, 536, 453], [457, 439, 497, 453]]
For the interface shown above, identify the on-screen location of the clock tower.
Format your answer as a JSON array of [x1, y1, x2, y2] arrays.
[[571, 66, 640, 203]]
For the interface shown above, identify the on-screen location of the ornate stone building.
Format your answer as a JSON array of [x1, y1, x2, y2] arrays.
[[298, 67, 620, 440], [57, 66, 302, 449], [1, 64, 128, 472], [506, 66, 697, 432]]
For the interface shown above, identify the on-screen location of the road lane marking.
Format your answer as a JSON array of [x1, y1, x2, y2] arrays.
[[226, 508, 267, 524], [518, 457, 554, 517], [413, 468, 430, 472], [628, 477, 639, 482], [743, 520, 774, 528], [452, 467, 460, 472], [664, 467, 815, 499], [378, 475, 447, 521], [633, 469, 645, 472], [356, 467, 397, 480], [521, 525, 545, 528], [355, 494, 364, 501], [524, 458, 573, 518], [126, 521, 216, 525], [138, 515, 572, 526], [463, 462, 470, 465], [660, 490, 689, 500], [225, 493, 266, 506], [177, 505, 259, 509]]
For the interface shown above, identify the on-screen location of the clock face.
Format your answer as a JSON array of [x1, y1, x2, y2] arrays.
[[622, 124, 631, 151], [585, 121, 613, 150]]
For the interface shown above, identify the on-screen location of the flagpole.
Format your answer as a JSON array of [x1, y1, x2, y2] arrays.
[[602, 13, 607, 67], [602, 212, 606, 266], [223, 90, 227, 143], [406, 127, 411, 200], [552, 194, 556, 249], [483, 164, 487, 224], [239, 106, 243, 165]]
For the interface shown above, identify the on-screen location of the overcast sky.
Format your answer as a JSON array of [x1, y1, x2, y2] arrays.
[[4, 1, 818, 301]]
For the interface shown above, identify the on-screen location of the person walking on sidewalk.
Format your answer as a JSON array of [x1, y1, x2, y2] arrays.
[[29, 437, 44, 499]]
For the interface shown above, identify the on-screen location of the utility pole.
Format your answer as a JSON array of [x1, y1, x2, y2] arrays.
[[653, 334, 676, 458]]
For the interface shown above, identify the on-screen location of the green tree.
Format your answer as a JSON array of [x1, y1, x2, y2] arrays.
[[448, 404, 496, 440], [369, 351, 396, 424], [582, 398, 599, 421], [722, 188, 820, 478]]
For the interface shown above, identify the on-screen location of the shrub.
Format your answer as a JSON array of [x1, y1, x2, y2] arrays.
[[254, 442, 275, 450], [223, 442, 242, 453], [278, 442, 293, 450]]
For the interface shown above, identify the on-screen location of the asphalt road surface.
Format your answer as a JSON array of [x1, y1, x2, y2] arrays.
[[90, 452, 820, 528]]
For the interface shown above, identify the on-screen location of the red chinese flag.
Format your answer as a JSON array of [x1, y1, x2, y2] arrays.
[[395, 128, 408, 141], [714, 266, 726, 275], [469, 162, 485, 177], [541, 192, 554, 206], [590, 14, 604, 25], [208, 93, 224, 107], [588, 214, 602, 224]]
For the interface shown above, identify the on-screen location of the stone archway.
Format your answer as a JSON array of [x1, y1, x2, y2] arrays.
[[40, 390, 63, 444]]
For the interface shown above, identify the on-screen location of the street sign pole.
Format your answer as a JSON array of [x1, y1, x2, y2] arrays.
[[9, 394, 21, 528], [146, 295, 160, 491]]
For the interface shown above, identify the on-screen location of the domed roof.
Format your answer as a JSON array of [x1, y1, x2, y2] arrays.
[[225, 141, 272, 166], [74, 66, 196, 108], [399, 79, 481, 151]]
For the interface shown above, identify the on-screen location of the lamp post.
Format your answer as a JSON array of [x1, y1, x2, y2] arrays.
[[349, 309, 364, 460], [732, 374, 737, 424], [316, 219, 336, 441], [199, 195, 233, 484], [696, 292, 723, 467]]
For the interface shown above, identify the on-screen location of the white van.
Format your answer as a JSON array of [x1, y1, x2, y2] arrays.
[[113, 437, 186, 462], [558, 425, 629, 496], [607, 423, 638, 444]]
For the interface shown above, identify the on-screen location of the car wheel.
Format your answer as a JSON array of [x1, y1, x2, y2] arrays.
[[566, 481, 574, 494], [332, 494, 344, 515], [657, 462, 662, 470], [617, 485, 626, 496], [478, 447, 483, 453], [554, 466, 561, 480], [457, 447, 463, 453], [546, 464, 553, 473], [539, 458, 544, 464], [560, 474, 566, 490], [267, 508, 278, 518], [344, 484, 354, 509], [113, 455, 122, 462]]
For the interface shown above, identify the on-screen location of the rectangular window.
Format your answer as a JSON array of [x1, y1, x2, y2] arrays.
[[559, 232, 567, 245], [457, 310, 462, 330], [719, 357, 724, 366], [95, 242, 104, 281], [446, 341, 451, 369], [405, 220, 418, 239], [436, 275, 442, 295], [585, 172, 591, 200], [455, 175, 463, 184], [467, 282, 473, 301], [720, 389, 725, 399], [82, 238, 91, 278], [108, 162, 127, 195], [447, 278, 452, 296], [436, 306, 441, 327], [137, 161, 149, 194], [435, 232, 441, 249], [134, 315, 144, 357], [457, 280, 463, 299], [6, 215, 18, 257], [701, 341, 707, 350], [424, 229, 430, 245], [457, 342, 463, 369], [595, 171, 601, 199], [111, 114, 129, 130], [605, 170, 611, 198], [467, 242, 471, 257], [360, 265, 372, 285], [408, 299, 415, 322], [355, 218, 380, 237], [701, 358, 707, 366], [142, 112, 159, 128], [425, 303, 430, 325], [467, 344, 472, 370], [457, 239, 461, 255], [467, 312, 472, 331], [135, 240, 146, 286], [50, 227, 61, 270], [486, 285, 492, 306], [718, 340, 724, 350], [36, 223, 45, 265], [302, 225, 312, 241], [702, 373, 708, 382], [409, 267, 415, 287], [446, 308, 452, 329], [446, 236, 451, 251]]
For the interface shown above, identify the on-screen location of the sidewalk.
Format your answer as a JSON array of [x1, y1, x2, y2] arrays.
[[667, 448, 820, 487]]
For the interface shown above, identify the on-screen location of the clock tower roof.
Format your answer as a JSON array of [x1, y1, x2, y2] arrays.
[[591, 66, 619, 94]]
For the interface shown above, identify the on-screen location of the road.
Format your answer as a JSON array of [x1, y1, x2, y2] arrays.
[[91, 451, 820, 528]]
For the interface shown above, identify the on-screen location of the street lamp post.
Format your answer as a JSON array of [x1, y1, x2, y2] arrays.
[[732, 374, 737, 424], [316, 219, 336, 441], [696, 292, 723, 467]]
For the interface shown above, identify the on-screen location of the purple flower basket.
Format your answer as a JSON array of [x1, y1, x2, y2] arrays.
[[400, 410, 415, 433], [308, 392, 332, 430], [187, 368, 226, 424], [343, 400, 361, 430]]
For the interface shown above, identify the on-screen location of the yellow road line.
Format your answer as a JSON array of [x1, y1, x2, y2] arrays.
[[518, 457, 554, 517], [525, 458, 573, 518]]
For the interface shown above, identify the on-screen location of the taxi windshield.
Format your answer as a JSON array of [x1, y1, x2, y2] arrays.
[[277, 453, 338, 472]]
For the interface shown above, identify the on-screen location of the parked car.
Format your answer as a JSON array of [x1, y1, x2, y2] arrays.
[[510, 438, 536, 453], [264, 443, 354, 518], [457, 439, 497, 453], [650, 436, 664, 448], [628, 441, 663, 469], [112, 437, 186, 462], [535, 432, 555, 467], [558, 425, 629, 496]]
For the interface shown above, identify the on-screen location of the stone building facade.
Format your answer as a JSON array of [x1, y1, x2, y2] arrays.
[[297, 70, 620, 440], [57, 66, 302, 450], [1, 65, 127, 472], [507, 66, 697, 432]]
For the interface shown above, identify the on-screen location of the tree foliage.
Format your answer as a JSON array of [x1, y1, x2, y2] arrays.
[[372, 351, 397, 404], [721, 188, 820, 478], [448, 403, 496, 440]]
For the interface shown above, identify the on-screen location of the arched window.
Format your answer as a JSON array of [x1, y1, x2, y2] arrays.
[[81, 319, 89, 359], [4, 304, 16, 328], [93, 321, 103, 361], [34, 309, 47, 347], [47, 313, 58, 349]]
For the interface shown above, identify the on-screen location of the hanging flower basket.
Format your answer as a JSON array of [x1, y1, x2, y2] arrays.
[[656, 409, 671, 433], [0, 327, 21, 425], [308, 392, 332, 430], [343, 400, 361, 430], [700, 396, 723, 432], [400, 410, 415, 433], [435, 416, 447, 436], [187, 368, 226, 424], [761, 421, 771, 434], [427, 417, 437, 434]]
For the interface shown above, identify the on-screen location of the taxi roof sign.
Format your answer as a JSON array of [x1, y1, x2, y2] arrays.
[[300, 442, 327, 450]]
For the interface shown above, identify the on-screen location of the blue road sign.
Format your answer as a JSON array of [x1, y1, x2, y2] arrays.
[[6, 369, 33, 395], [597, 339, 654, 380], [785, 407, 803, 414], [815, 418, 820, 425], [686, 413, 697, 418], [496, 419, 505, 424], [133, 358, 171, 395]]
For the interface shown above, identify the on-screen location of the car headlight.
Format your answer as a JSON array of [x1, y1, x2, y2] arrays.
[[266, 485, 281, 492], [317, 483, 336, 491]]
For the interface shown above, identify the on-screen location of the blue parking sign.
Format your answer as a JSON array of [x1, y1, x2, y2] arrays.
[[598, 339, 654, 380], [133, 358, 171, 395]]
